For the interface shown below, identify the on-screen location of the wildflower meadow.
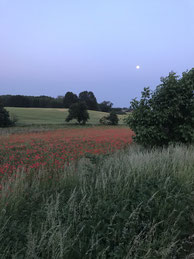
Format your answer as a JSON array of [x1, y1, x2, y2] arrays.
[[0, 127, 134, 178]]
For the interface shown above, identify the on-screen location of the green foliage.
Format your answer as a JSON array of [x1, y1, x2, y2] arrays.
[[127, 69, 194, 146], [79, 91, 98, 110], [63, 92, 78, 108], [100, 111, 119, 125], [108, 111, 119, 125], [99, 116, 111, 125], [0, 145, 194, 258], [99, 101, 113, 112], [0, 101, 13, 127], [0, 94, 64, 108], [66, 102, 90, 125]]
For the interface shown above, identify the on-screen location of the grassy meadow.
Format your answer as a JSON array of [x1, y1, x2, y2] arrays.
[[0, 144, 194, 258], [0, 110, 194, 258], [6, 107, 127, 126]]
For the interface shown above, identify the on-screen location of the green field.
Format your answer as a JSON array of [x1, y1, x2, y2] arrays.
[[6, 107, 127, 126]]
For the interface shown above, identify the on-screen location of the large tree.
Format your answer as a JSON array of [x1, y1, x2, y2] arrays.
[[0, 101, 12, 127], [79, 91, 98, 110], [63, 92, 78, 108], [126, 69, 194, 147], [66, 102, 89, 125]]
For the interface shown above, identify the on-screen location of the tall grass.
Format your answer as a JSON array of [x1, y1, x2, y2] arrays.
[[0, 145, 194, 258]]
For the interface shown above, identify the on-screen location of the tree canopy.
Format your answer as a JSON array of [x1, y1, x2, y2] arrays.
[[0, 92, 116, 112], [63, 92, 79, 108], [66, 102, 89, 125], [126, 69, 194, 147], [79, 91, 98, 110]]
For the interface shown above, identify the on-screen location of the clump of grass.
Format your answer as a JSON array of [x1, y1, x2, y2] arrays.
[[0, 145, 194, 258]]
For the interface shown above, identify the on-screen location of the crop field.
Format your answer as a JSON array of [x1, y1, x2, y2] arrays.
[[0, 127, 134, 179], [6, 107, 127, 125]]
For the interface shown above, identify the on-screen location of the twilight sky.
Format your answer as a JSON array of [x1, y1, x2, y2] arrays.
[[0, 0, 194, 107]]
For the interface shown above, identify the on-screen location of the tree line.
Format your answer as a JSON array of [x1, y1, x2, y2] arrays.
[[0, 91, 128, 113], [0, 95, 64, 108], [2, 68, 194, 132]]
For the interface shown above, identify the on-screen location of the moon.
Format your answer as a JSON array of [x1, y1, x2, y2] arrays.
[[136, 65, 140, 69]]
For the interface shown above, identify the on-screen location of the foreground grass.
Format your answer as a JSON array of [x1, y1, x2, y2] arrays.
[[0, 145, 194, 258], [6, 107, 127, 126]]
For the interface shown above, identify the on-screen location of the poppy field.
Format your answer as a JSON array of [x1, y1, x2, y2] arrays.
[[0, 127, 194, 258], [0, 127, 134, 179]]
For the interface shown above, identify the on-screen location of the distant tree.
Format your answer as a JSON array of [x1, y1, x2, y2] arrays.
[[99, 101, 113, 112], [99, 111, 119, 125], [66, 102, 89, 125], [63, 92, 78, 108], [79, 91, 98, 110], [0, 101, 13, 127], [126, 69, 194, 147]]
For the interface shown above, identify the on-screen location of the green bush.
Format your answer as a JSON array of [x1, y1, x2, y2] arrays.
[[108, 111, 119, 125], [126, 69, 194, 147], [99, 115, 110, 125], [100, 111, 119, 125], [0, 101, 13, 127]]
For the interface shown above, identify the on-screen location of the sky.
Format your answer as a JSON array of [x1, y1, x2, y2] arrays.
[[0, 0, 194, 107]]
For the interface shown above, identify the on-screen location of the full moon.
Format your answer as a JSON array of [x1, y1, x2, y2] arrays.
[[136, 65, 140, 69]]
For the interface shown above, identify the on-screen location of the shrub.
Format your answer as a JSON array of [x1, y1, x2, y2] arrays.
[[99, 116, 111, 125], [0, 101, 13, 127], [100, 111, 119, 125], [126, 69, 194, 147], [107, 111, 119, 125]]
